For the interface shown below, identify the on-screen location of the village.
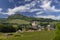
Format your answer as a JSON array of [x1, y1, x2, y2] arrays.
[[17, 21, 56, 32]]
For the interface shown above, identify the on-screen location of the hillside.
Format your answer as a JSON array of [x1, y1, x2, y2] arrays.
[[0, 13, 59, 25], [7, 19, 30, 24], [7, 13, 57, 22]]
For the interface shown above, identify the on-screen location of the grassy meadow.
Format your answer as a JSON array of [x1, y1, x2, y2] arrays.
[[0, 31, 55, 40], [7, 19, 30, 24]]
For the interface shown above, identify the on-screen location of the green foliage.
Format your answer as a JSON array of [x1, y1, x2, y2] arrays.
[[53, 23, 60, 40], [53, 36, 60, 40], [1, 25, 16, 33], [0, 23, 16, 33], [0, 23, 4, 27], [0, 23, 3, 32]]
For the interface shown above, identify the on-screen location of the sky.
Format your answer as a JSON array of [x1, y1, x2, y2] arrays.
[[0, 0, 60, 20]]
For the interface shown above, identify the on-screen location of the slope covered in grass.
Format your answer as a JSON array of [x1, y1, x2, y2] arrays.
[[0, 31, 55, 40], [7, 19, 30, 24]]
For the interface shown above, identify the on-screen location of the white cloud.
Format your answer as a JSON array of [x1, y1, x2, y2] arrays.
[[5, 0, 42, 15], [41, 1, 51, 9], [2, 0, 60, 20], [51, 6, 60, 12], [34, 15, 55, 19], [36, 11, 43, 15], [6, 0, 41, 15], [5, 1, 37, 15], [25, 1, 36, 7], [35, 0, 60, 20], [29, 1, 36, 7], [54, 15, 60, 20], [0, 8, 2, 12], [6, 6, 30, 15], [40, 1, 60, 12], [34, 15, 60, 20]]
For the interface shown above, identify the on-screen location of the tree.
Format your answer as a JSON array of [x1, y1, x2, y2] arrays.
[[0, 23, 16, 33], [0, 23, 4, 31], [53, 23, 60, 40]]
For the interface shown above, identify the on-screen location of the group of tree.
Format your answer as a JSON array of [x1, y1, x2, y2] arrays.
[[0, 22, 52, 33], [0, 23, 16, 33], [0, 22, 33, 33]]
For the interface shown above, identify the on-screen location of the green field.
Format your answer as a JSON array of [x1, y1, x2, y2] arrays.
[[7, 19, 58, 25], [0, 31, 55, 40], [7, 19, 30, 24]]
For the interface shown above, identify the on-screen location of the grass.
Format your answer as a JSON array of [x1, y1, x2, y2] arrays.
[[0, 31, 55, 40], [7, 19, 30, 24], [7, 19, 59, 25]]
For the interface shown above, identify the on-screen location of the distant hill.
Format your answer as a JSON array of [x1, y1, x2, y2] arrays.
[[7, 13, 57, 22], [7, 13, 35, 22], [6, 13, 31, 24], [0, 13, 59, 25]]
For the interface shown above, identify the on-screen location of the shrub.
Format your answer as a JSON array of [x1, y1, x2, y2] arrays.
[[0, 23, 4, 32], [53, 23, 60, 40], [0, 23, 16, 33]]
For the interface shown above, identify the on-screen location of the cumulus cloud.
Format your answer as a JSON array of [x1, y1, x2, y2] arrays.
[[34, 15, 55, 19], [6, 6, 30, 15], [5, 1, 37, 15], [55, 15, 60, 20], [5, 0, 42, 15], [0, 8, 2, 12], [51, 6, 60, 12], [2, 0, 60, 20], [36, 11, 43, 15], [33, 0, 60, 20], [40, 0, 60, 12], [34, 15, 60, 20], [5, 0, 41, 15]]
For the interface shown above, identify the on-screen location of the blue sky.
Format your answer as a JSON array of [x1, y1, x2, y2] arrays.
[[0, 0, 60, 20]]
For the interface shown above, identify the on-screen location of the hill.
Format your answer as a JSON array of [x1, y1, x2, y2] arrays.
[[7, 13, 57, 22]]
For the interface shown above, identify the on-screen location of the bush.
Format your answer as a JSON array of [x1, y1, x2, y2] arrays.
[[1, 26, 16, 33], [53, 23, 60, 40], [0, 23, 16, 33], [0, 23, 4, 32], [53, 36, 60, 40]]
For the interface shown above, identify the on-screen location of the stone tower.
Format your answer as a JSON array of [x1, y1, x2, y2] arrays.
[[32, 21, 37, 27], [31, 21, 38, 30], [47, 24, 51, 31]]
